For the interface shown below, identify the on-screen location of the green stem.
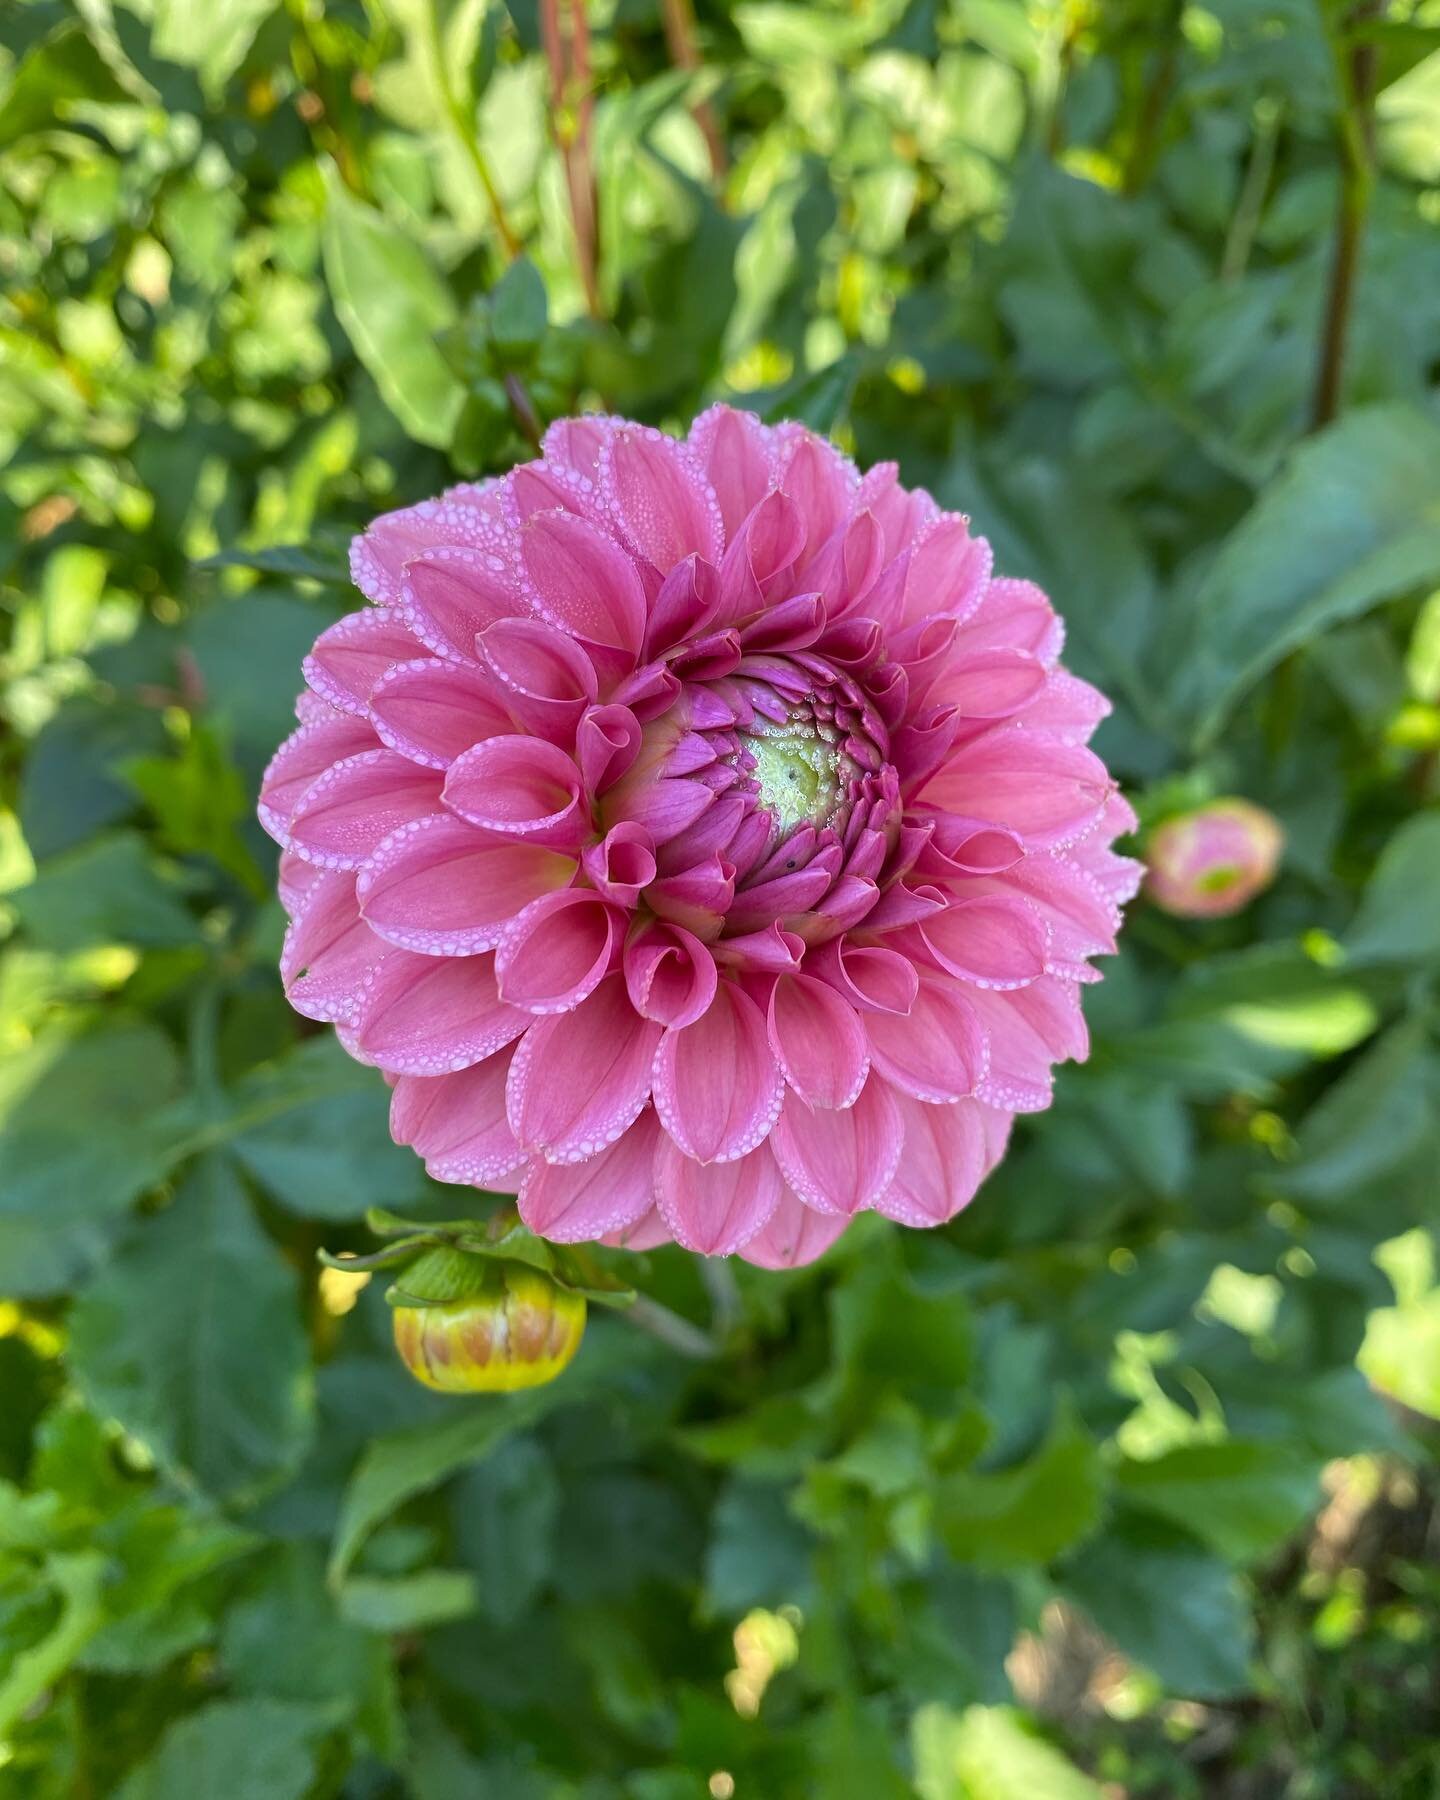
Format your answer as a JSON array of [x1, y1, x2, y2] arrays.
[[418, 0, 522, 259], [625, 1295, 719, 1360], [1221, 95, 1282, 283], [1123, 1, 1183, 195]]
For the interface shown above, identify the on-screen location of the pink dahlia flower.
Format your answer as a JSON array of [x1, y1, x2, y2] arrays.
[[260, 408, 1140, 1266], [1145, 798, 1283, 919]]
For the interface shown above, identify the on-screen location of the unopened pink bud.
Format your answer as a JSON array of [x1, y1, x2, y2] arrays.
[[1145, 799, 1284, 919]]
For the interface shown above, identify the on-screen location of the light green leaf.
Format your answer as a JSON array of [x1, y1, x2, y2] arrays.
[[10, 832, 201, 952], [321, 166, 462, 448], [114, 1699, 326, 1800], [338, 1569, 479, 1632], [913, 1703, 1103, 1800], [1345, 812, 1440, 966], [69, 1156, 314, 1506], [937, 1403, 1105, 1571], [1166, 405, 1440, 747], [1116, 1440, 1321, 1562]]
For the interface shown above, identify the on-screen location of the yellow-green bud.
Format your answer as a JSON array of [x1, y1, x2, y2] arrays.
[[391, 1254, 586, 1394]]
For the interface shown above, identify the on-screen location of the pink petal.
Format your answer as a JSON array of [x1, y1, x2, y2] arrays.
[[776, 431, 856, 566], [520, 1112, 661, 1243], [654, 1138, 781, 1255], [624, 922, 718, 1028], [505, 976, 661, 1163], [952, 576, 1064, 665], [350, 483, 509, 609], [768, 973, 869, 1108], [398, 547, 524, 661], [873, 1094, 987, 1227], [809, 940, 918, 1014], [916, 814, 1025, 879], [770, 1076, 903, 1216], [582, 823, 657, 906], [355, 952, 529, 1075], [390, 1049, 525, 1186], [865, 975, 987, 1103], [521, 509, 645, 656], [280, 870, 387, 1024], [653, 980, 784, 1163], [688, 404, 774, 538], [738, 1186, 849, 1268], [258, 713, 377, 842], [304, 609, 425, 715], [358, 813, 574, 955], [494, 889, 623, 1014], [287, 750, 442, 870], [918, 895, 1049, 990], [576, 703, 642, 795], [369, 658, 514, 768], [897, 516, 991, 629], [601, 1205, 673, 1251], [645, 554, 723, 656], [923, 729, 1113, 850], [969, 978, 1086, 1113], [476, 616, 597, 745], [601, 423, 723, 570], [929, 647, 1047, 721], [443, 736, 585, 842]]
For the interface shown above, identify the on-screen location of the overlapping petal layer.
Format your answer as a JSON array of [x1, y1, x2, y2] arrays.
[[262, 408, 1140, 1263]]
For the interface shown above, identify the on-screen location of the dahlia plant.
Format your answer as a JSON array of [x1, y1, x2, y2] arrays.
[[260, 407, 1139, 1270], [1145, 797, 1284, 919]]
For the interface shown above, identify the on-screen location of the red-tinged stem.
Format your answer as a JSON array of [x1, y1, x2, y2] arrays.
[[540, 0, 603, 316], [660, 0, 728, 183], [1311, 0, 1381, 430]]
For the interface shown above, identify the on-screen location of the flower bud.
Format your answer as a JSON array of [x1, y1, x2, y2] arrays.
[[391, 1251, 586, 1393], [1145, 798, 1283, 919]]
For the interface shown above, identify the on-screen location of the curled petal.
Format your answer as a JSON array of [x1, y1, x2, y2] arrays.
[[358, 813, 574, 955], [582, 823, 656, 905], [443, 735, 585, 843], [624, 921, 718, 1028], [390, 1049, 525, 1186], [809, 940, 917, 1015], [477, 616, 597, 745], [350, 483, 508, 609], [654, 1138, 781, 1256], [520, 1112, 661, 1241], [577, 703, 642, 795], [398, 547, 523, 661], [770, 1076, 903, 1216], [495, 889, 623, 1014], [506, 976, 661, 1164], [653, 981, 784, 1163], [768, 973, 868, 1108]]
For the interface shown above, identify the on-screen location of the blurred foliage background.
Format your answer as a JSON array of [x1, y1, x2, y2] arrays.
[[3, 0, 1440, 1794]]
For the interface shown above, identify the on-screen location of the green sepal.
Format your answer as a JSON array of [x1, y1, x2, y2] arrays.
[[384, 1247, 501, 1310]]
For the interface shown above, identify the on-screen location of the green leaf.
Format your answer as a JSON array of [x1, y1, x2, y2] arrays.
[[937, 1403, 1105, 1571], [703, 1478, 815, 1616], [451, 1436, 558, 1625], [0, 1022, 187, 1297], [194, 543, 351, 584], [337, 1569, 479, 1632], [1345, 812, 1440, 966], [10, 832, 201, 952], [1166, 405, 1440, 748], [489, 257, 549, 359], [69, 1156, 314, 1506], [1115, 1440, 1322, 1562], [321, 166, 463, 448], [1059, 1519, 1255, 1698], [912, 1703, 1103, 1800], [113, 1699, 326, 1800], [329, 1388, 560, 1583], [0, 1549, 106, 1737]]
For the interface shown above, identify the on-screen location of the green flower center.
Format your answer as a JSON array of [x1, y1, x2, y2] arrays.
[[742, 718, 850, 837]]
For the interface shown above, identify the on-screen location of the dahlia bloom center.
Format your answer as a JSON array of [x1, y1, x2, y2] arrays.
[[261, 406, 1141, 1268]]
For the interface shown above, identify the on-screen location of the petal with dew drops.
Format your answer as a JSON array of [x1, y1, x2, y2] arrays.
[[287, 750, 442, 871], [521, 509, 646, 655], [495, 889, 622, 1015], [390, 1048, 526, 1187], [968, 978, 1086, 1113], [739, 1185, 849, 1269], [865, 975, 987, 1104], [476, 616, 597, 746], [653, 981, 784, 1164], [873, 1094, 988, 1227], [602, 422, 723, 570], [304, 609, 426, 715], [929, 647, 1047, 722], [258, 713, 378, 843], [601, 1204, 672, 1251], [770, 1076, 903, 1216], [350, 483, 508, 608], [654, 1137, 781, 1256], [768, 972, 869, 1109], [520, 1112, 660, 1242], [443, 735, 585, 842], [369, 658, 514, 769], [506, 975, 662, 1164], [923, 729, 1112, 851], [358, 812, 574, 955], [355, 952, 529, 1075], [809, 939, 917, 1015], [281, 871, 387, 1025], [398, 547, 524, 661], [688, 404, 774, 539], [898, 516, 991, 629], [919, 895, 1049, 991]]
